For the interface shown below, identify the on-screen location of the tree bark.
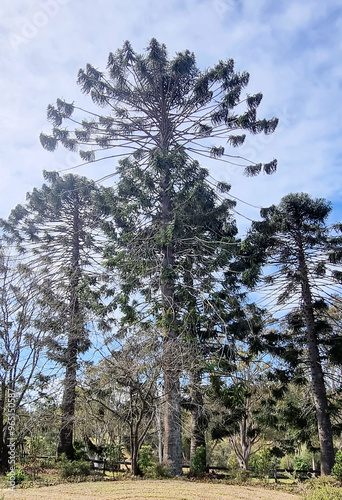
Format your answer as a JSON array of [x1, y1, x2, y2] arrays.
[[57, 198, 81, 460], [57, 336, 78, 459], [230, 419, 252, 470], [130, 424, 140, 476], [156, 400, 163, 463], [297, 237, 335, 475], [160, 162, 182, 476], [189, 369, 206, 467]]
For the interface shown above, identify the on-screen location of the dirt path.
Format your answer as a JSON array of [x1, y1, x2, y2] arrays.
[[1, 479, 302, 499]]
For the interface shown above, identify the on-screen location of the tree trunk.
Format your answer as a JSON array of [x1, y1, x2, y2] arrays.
[[57, 336, 78, 459], [190, 369, 206, 468], [130, 425, 140, 476], [184, 257, 206, 469], [229, 409, 256, 470], [160, 162, 182, 476], [58, 198, 81, 460], [239, 417, 252, 469], [156, 401, 163, 463], [163, 336, 182, 475], [297, 239, 335, 475]]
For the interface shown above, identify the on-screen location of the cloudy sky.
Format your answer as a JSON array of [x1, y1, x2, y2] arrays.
[[0, 0, 341, 233]]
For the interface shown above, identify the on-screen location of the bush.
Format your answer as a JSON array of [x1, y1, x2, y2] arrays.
[[144, 462, 172, 479], [250, 447, 280, 481], [190, 445, 207, 476], [57, 454, 91, 478], [234, 468, 250, 483], [224, 453, 250, 482], [137, 445, 171, 478], [6, 466, 27, 485], [138, 445, 153, 474], [304, 484, 342, 499], [250, 448, 272, 479], [293, 456, 311, 479], [332, 450, 342, 482]]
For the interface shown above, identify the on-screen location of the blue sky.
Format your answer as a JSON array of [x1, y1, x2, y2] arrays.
[[0, 0, 342, 234]]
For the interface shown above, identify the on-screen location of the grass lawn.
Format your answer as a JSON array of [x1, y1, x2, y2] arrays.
[[0, 479, 302, 500]]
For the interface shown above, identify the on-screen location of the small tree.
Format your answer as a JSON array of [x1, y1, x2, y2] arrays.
[[83, 327, 161, 476]]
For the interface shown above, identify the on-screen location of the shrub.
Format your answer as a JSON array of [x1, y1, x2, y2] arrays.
[[304, 484, 342, 499], [332, 450, 342, 482], [137, 445, 171, 478], [190, 445, 207, 476], [280, 454, 294, 470], [143, 462, 172, 479], [293, 456, 311, 479], [138, 445, 153, 475], [224, 453, 250, 482], [234, 468, 250, 483], [250, 448, 272, 479], [57, 454, 91, 478], [6, 466, 27, 485]]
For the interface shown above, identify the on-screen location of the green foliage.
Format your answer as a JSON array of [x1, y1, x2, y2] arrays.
[[36, 38, 279, 479], [234, 468, 251, 483], [42, 39, 278, 177], [226, 454, 250, 482], [250, 448, 278, 480], [304, 477, 342, 500], [304, 486, 342, 500], [332, 450, 342, 481], [245, 193, 342, 474], [190, 445, 207, 476], [57, 453, 91, 478], [137, 445, 153, 474], [294, 455, 311, 470], [144, 462, 172, 479], [6, 467, 27, 485], [137, 445, 171, 478], [39, 458, 56, 469], [104, 444, 125, 474], [226, 452, 240, 472], [292, 456, 311, 480], [73, 440, 89, 461]]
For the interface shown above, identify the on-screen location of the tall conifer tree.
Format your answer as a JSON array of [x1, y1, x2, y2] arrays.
[[244, 193, 342, 474], [40, 39, 278, 473], [0, 172, 111, 460]]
